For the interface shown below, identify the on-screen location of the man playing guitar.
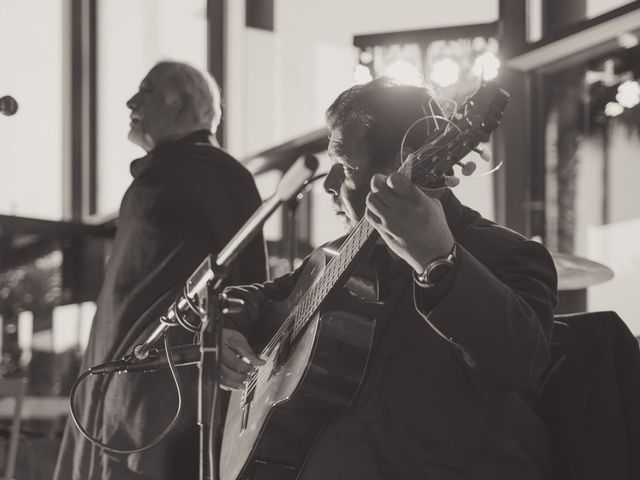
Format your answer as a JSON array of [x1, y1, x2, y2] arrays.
[[220, 78, 557, 479]]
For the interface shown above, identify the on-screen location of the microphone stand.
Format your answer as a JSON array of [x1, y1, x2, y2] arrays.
[[199, 292, 224, 480], [133, 157, 319, 362], [126, 155, 319, 480]]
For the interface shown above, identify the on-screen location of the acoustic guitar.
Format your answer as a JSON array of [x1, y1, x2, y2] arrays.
[[220, 82, 510, 480]]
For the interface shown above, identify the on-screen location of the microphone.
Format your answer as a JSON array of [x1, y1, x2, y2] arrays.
[[131, 155, 319, 360], [0, 96, 18, 116], [90, 344, 200, 375]]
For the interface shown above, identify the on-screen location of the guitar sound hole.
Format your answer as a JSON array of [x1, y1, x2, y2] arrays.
[[275, 338, 292, 371]]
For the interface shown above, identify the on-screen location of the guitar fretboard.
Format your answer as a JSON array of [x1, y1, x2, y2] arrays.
[[289, 219, 377, 340]]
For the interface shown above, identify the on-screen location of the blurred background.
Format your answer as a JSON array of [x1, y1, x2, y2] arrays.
[[1, 0, 639, 477]]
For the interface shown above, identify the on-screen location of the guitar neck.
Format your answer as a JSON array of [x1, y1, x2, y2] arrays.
[[290, 219, 379, 339], [283, 86, 508, 343]]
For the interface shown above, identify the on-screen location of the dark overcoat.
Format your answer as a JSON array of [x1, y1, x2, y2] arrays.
[[53, 131, 267, 480]]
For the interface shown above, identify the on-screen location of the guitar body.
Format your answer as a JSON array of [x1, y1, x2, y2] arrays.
[[220, 245, 381, 480]]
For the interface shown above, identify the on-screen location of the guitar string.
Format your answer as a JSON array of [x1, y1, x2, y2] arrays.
[[244, 219, 374, 397], [242, 114, 489, 398], [253, 222, 362, 362], [239, 93, 498, 396], [242, 102, 498, 398], [242, 125, 464, 398], [244, 132, 484, 400]]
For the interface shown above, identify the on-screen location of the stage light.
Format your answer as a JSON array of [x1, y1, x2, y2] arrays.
[[585, 59, 618, 87], [604, 101, 624, 117], [353, 64, 373, 84], [384, 59, 423, 86], [617, 32, 639, 49], [616, 80, 640, 109], [359, 50, 374, 64], [430, 58, 460, 88], [472, 52, 500, 81]]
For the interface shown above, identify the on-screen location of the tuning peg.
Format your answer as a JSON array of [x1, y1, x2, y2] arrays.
[[472, 146, 492, 162], [444, 175, 460, 188], [458, 161, 477, 176]]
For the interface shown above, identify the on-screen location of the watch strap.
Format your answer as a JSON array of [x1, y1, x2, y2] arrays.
[[415, 243, 457, 288]]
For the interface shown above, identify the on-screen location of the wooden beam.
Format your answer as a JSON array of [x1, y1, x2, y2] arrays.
[[495, 0, 531, 234], [66, 0, 97, 219], [207, 0, 225, 147], [508, 4, 640, 72], [354, 22, 498, 50], [0, 214, 114, 238], [245, 0, 274, 31]]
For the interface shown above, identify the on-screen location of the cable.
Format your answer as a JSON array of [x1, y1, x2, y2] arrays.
[[69, 333, 185, 454]]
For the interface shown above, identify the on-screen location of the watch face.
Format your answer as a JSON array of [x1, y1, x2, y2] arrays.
[[426, 261, 454, 284]]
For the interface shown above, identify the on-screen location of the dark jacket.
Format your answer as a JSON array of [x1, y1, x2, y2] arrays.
[[236, 191, 557, 480], [538, 311, 640, 480], [54, 131, 267, 480]]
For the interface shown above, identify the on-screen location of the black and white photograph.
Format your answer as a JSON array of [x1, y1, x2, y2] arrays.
[[0, 1, 639, 479]]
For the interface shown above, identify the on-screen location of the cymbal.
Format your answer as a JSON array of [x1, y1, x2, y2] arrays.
[[550, 251, 614, 291]]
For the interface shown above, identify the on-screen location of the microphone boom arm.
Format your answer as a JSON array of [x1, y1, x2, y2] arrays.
[[133, 155, 319, 360]]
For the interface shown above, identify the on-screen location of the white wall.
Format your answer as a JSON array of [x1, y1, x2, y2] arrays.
[[577, 122, 640, 333], [97, 0, 207, 215]]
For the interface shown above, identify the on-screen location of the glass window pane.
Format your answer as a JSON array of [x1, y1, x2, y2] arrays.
[[0, 0, 63, 220], [543, 47, 640, 333], [96, 0, 207, 215]]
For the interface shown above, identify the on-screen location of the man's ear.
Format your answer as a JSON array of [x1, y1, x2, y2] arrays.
[[165, 90, 185, 114]]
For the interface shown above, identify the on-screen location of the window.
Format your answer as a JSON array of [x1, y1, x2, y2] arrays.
[[0, 0, 64, 220], [96, 0, 208, 214], [541, 39, 640, 332]]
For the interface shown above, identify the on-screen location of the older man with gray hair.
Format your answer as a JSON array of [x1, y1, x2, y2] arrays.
[[53, 61, 267, 480], [126, 61, 223, 151]]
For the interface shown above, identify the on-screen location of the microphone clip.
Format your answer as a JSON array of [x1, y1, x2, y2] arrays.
[[89, 349, 161, 375]]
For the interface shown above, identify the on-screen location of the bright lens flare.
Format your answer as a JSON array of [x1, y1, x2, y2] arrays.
[[430, 58, 459, 88], [616, 80, 640, 109], [384, 60, 423, 86], [617, 32, 639, 49], [604, 102, 624, 117], [353, 64, 373, 84], [472, 52, 500, 80]]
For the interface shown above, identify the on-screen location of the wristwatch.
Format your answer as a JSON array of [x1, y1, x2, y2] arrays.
[[414, 243, 458, 288]]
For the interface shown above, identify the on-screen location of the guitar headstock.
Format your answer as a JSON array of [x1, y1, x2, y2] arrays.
[[402, 82, 510, 189]]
